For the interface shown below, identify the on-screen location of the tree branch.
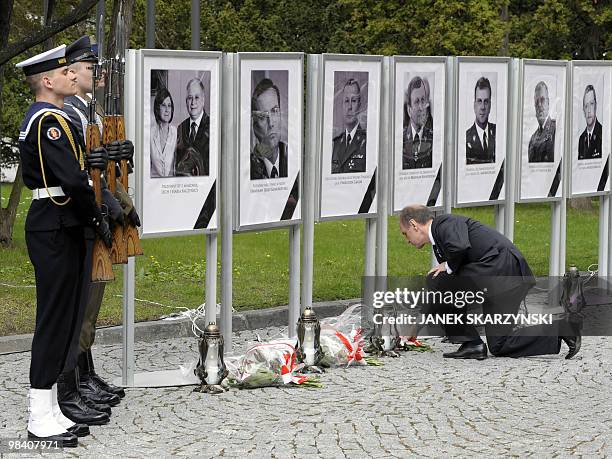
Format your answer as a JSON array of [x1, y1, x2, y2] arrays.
[[0, 0, 98, 67]]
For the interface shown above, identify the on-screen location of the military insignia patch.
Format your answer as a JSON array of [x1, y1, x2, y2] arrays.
[[47, 127, 62, 140]]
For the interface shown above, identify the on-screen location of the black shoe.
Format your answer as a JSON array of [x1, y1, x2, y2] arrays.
[[443, 342, 488, 360], [82, 395, 112, 416], [67, 423, 90, 437], [57, 369, 110, 426], [86, 350, 126, 398], [28, 430, 78, 447], [78, 352, 121, 406], [561, 335, 581, 359]]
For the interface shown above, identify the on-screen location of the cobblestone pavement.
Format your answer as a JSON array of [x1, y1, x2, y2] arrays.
[[1, 328, 611, 458]]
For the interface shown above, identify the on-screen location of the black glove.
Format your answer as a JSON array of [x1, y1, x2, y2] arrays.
[[120, 140, 134, 161], [101, 188, 124, 226], [92, 214, 112, 248], [127, 207, 141, 227], [85, 146, 108, 171], [106, 141, 122, 162]]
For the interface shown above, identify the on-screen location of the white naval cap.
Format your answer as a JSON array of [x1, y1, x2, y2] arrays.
[[16, 44, 68, 76]]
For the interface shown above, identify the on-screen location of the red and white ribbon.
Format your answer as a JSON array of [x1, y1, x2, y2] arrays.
[[281, 351, 307, 385]]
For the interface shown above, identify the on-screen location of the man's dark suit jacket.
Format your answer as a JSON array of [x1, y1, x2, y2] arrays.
[[175, 112, 210, 176], [402, 125, 433, 169], [250, 141, 288, 180], [466, 122, 496, 165], [331, 127, 367, 173], [578, 119, 603, 160], [430, 214, 534, 294]]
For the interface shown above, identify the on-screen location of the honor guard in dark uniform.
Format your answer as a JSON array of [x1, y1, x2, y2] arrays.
[[55, 36, 137, 425], [17, 44, 112, 446]]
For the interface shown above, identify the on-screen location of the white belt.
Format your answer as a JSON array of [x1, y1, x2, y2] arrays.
[[32, 187, 65, 200]]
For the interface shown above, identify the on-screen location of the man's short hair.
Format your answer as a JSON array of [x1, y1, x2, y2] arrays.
[[584, 84, 597, 104], [474, 77, 491, 99], [405, 76, 430, 108], [399, 204, 434, 226], [251, 78, 281, 112], [25, 74, 44, 95], [153, 87, 174, 123], [343, 78, 361, 95], [186, 78, 205, 96], [534, 81, 549, 97]]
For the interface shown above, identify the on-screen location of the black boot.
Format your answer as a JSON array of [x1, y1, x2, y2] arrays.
[[78, 352, 121, 407], [86, 349, 125, 398], [57, 369, 110, 426], [82, 395, 112, 416]]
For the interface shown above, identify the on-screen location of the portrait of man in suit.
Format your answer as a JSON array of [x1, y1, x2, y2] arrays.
[[578, 85, 602, 160], [528, 81, 555, 163], [466, 76, 496, 165], [250, 76, 288, 180], [331, 77, 367, 174], [402, 75, 433, 170], [175, 78, 210, 176]]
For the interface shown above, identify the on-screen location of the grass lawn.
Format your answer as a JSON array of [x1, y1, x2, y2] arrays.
[[0, 183, 601, 336]]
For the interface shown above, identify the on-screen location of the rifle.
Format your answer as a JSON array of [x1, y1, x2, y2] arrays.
[[102, 25, 128, 265], [87, 15, 114, 282], [114, 12, 143, 257]]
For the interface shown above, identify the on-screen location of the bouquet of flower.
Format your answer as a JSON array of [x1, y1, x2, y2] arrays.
[[319, 326, 367, 368]]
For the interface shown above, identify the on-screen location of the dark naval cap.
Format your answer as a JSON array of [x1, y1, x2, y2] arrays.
[[16, 44, 68, 76], [66, 36, 97, 64]]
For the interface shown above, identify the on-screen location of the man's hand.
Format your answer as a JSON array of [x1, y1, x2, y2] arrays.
[[85, 146, 108, 171], [105, 141, 122, 162], [120, 140, 134, 161], [127, 208, 141, 227], [93, 215, 112, 248], [428, 262, 447, 278]]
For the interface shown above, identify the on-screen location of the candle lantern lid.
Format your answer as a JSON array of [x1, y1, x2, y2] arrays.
[[301, 307, 318, 323], [204, 322, 221, 337]]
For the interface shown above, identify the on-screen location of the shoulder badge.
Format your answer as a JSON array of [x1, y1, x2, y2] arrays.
[[47, 126, 62, 140]]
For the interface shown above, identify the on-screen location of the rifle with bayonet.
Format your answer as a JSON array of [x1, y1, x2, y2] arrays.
[[87, 15, 115, 282]]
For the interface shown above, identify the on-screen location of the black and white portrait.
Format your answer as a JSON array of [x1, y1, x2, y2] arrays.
[[528, 81, 556, 163], [250, 70, 289, 180], [149, 69, 211, 178], [466, 75, 497, 165], [331, 71, 368, 174], [577, 84, 602, 161], [402, 73, 434, 170]]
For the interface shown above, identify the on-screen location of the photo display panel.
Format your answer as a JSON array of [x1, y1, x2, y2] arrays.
[[236, 53, 303, 230], [318, 54, 382, 220], [455, 58, 509, 206], [392, 57, 446, 212], [570, 62, 612, 197], [140, 50, 221, 236], [518, 60, 567, 201]]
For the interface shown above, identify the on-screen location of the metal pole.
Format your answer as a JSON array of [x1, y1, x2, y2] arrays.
[[363, 218, 377, 329], [495, 205, 505, 233], [301, 54, 320, 315], [288, 225, 300, 337], [376, 57, 390, 284], [599, 196, 609, 278], [191, 0, 200, 51], [549, 202, 561, 276], [205, 234, 217, 325], [504, 58, 519, 241], [220, 53, 234, 351], [122, 258, 135, 386], [146, 0, 155, 48]]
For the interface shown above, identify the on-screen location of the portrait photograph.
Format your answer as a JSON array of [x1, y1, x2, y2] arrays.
[[455, 58, 509, 206], [237, 54, 303, 230], [570, 63, 611, 196], [518, 60, 566, 201], [319, 55, 382, 220], [140, 50, 221, 236], [331, 71, 368, 174], [149, 69, 211, 179], [392, 57, 446, 212], [250, 70, 289, 180]]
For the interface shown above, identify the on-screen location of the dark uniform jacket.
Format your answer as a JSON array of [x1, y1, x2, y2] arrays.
[[528, 117, 556, 163], [578, 119, 603, 160], [466, 122, 496, 165], [402, 125, 433, 169], [331, 127, 367, 173], [175, 113, 210, 176], [18, 102, 99, 231], [250, 141, 288, 180]]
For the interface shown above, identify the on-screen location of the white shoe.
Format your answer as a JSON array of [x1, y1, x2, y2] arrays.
[[51, 383, 76, 430], [27, 388, 68, 437]]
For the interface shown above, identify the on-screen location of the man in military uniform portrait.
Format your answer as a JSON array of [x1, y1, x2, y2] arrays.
[[175, 78, 210, 175], [402, 76, 433, 170], [17, 43, 112, 445], [466, 77, 496, 165], [250, 77, 288, 180], [528, 81, 555, 163], [332, 78, 367, 173], [578, 85, 602, 160]]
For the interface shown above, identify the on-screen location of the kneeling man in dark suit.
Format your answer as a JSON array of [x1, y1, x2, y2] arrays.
[[399, 204, 580, 360]]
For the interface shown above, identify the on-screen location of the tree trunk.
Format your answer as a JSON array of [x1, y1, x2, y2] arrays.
[[0, 163, 24, 247]]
